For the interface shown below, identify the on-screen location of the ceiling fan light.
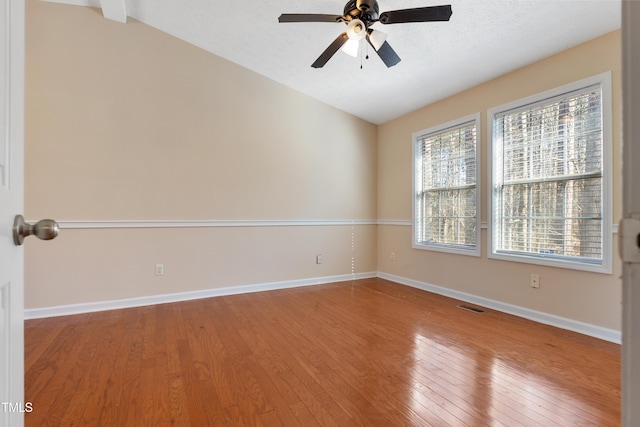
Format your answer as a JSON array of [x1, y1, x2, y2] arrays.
[[346, 19, 366, 41], [369, 29, 387, 51], [341, 38, 360, 57]]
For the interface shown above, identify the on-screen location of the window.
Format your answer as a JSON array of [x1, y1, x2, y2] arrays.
[[488, 73, 612, 273], [413, 113, 481, 256]]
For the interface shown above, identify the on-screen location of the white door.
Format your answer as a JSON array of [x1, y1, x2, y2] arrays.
[[0, 0, 25, 426], [622, 1, 640, 426]]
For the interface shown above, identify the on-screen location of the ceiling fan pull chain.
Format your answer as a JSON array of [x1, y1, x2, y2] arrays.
[[361, 40, 371, 69]]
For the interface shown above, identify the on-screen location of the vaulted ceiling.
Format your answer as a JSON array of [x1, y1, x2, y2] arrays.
[[44, 0, 621, 124]]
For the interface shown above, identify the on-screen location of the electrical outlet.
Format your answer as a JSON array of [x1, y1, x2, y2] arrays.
[[316, 254, 323, 264], [530, 273, 540, 289], [155, 263, 164, 276], [390, 252, 396, 261]]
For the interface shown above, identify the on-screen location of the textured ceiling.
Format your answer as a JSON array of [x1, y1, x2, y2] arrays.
[[44, 0, 621, 124]]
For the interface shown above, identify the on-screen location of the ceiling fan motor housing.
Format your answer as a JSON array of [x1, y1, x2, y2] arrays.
[[345, 0, 379, 22], [356, 0, 375, 12]]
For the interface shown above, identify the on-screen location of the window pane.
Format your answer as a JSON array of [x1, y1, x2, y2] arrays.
[[419, 188, 477, 246], [499, 178, 602, 259]]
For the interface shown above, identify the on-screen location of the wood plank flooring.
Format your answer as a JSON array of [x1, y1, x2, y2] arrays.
[[24, 278, 621, 426]]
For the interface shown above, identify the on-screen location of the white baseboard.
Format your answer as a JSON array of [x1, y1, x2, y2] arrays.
[[377, 272, 621, 344], [24, 272, 377, 320], [25, 270, 621, 344]]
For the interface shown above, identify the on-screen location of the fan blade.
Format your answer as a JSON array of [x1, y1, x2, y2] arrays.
[[366, 33, 401, 67], [278, 14, 343, 23], [311, 33, 349, 68], [379, 5, 452, 24]]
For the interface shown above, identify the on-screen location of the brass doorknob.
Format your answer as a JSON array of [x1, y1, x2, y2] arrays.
[[13, 215, 59, 246]]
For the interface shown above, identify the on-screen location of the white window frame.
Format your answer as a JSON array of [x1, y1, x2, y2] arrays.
[[487, 72, 613, 273], [412, 113, 481, 256]]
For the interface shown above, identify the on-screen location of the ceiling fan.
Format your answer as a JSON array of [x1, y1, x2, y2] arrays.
[[278, 0, 452, 68]]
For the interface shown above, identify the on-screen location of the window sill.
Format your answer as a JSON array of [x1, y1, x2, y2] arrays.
[[488, 251, 611, 274], [413, 242, 481, 257]]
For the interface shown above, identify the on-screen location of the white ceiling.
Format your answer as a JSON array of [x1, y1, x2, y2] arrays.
[[45, 0, 621, 124]]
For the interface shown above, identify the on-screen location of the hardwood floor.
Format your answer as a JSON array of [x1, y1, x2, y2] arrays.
[[24, 278, 620, 426]]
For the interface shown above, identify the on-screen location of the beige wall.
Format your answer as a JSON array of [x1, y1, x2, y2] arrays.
[[24, 0, 377, 308], [377, 31, 622, 331]]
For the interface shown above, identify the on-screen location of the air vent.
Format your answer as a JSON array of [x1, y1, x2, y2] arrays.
[[457, 304, 485, 314]]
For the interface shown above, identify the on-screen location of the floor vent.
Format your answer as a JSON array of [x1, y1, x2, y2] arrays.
[[457, 304, 485, 314]]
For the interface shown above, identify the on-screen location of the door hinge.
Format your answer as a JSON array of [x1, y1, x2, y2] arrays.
[[620, 218, 640, 263]]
